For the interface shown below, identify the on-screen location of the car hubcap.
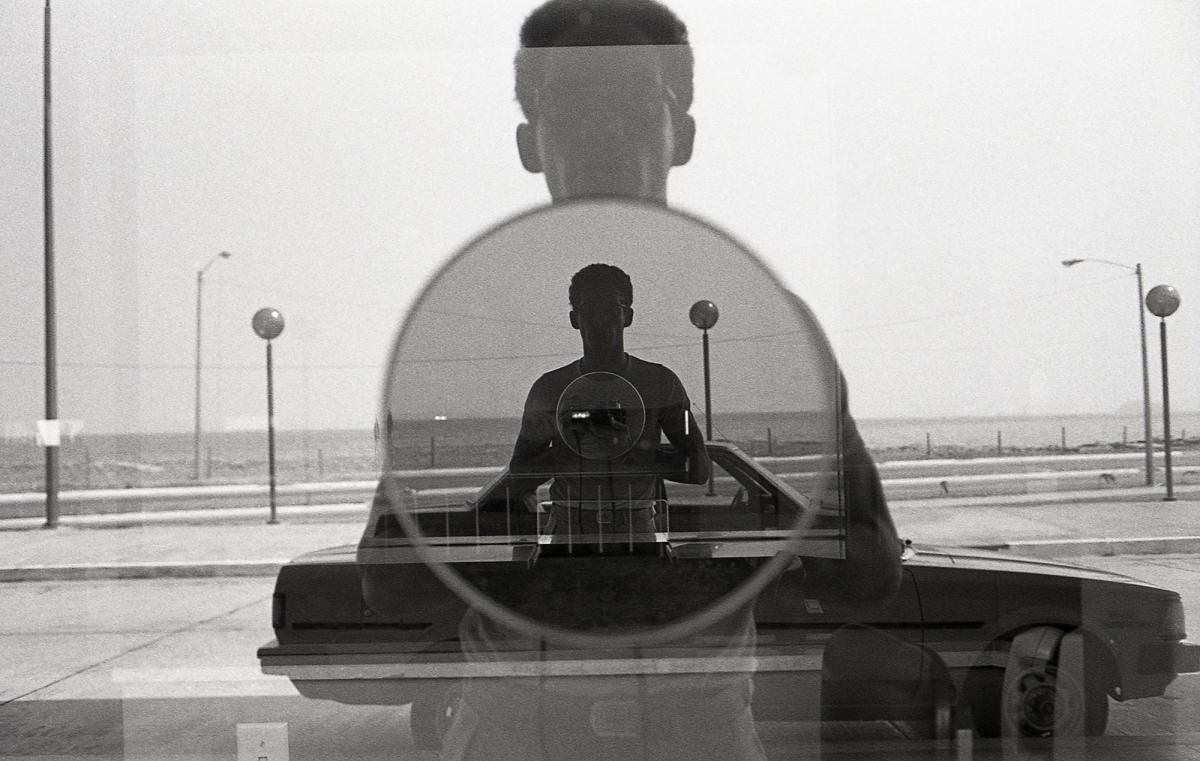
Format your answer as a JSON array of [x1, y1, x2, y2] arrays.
[[1020, 677, 1057, 734], [1004, 665, 1084, 737]]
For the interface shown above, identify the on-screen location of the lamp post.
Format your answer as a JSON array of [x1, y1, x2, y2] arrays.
[[1061, 258, 1153, 485], [42, 0, 60, 528], [689, 300, 719, 440], [193, 251, 232, 480], [1145, 285, 1181, 501], [690, 300, 719, 496], [253, 308, 285, 523]]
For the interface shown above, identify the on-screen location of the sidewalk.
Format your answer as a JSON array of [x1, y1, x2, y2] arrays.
[[0, 486, 1197, 582]]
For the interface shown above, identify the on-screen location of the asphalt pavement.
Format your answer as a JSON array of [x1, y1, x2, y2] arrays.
[[1, 484, 1198, 582]]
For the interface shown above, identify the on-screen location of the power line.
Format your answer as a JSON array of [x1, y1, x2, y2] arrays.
[[832, 274, 1127, 335], [215, 280, 402, 315], [421, 306, 694, 340], [0, 359, 383, 371], [0, 274, 1130, 370], [838, 333, 1137, 354]]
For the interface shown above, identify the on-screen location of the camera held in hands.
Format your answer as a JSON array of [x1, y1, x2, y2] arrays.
[[563, 401, 628, 432]]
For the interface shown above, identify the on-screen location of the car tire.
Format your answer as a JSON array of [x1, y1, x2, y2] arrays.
[[1003, 662, 1090, 737], [970, 628, 1110, 738], [411, 682, 464, 751], [961, 667, 1005, 738]]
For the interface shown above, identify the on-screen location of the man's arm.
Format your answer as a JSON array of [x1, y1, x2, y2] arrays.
[[801, 375, 903, 607], [657, 369, 710, 485], [507, 376, 561, 496]]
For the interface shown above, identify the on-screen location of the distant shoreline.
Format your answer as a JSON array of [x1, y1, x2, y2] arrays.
[[2, 435, 1196, 495], [9, 409, 1198, 439], [3, 410, 1199, 493]]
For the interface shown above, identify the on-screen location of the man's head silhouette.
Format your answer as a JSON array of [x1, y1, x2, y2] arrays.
[[569, 263, 634, 371], [514, 0, 696, 204]]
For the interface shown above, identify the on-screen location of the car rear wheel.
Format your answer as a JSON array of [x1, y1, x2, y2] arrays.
[[1002, 661, 1108, 736], [411, 681, 464, 750], [968, 627, 1109, 738]]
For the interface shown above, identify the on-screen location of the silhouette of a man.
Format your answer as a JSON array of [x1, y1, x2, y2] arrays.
[[509, 263, 708, 543], [513, 0, 694, 205], [509, 0, 900, 602], [441, 2, 902, 759]]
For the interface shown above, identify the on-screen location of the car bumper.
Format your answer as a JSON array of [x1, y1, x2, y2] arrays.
[[1137, 640, 1200, 675], [258, 638, 822, 706], [258, 639, 465, 705], [1175, 641, 1200, 674]]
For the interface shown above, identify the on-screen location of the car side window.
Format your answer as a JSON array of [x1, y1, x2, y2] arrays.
[[660, 451, 781, 533]]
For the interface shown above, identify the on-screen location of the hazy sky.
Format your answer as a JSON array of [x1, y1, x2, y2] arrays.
[[2, 0, 1198, 435], [385, 202, 841, 424]]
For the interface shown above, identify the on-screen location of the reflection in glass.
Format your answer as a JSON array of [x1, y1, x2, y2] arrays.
[[378, 200, 843, 645], [364, 200, 860, 758]]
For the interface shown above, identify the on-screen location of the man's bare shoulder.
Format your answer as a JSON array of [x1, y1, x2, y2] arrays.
[[525, 359, 581, 401], [625, 354, 683, 385], [625, 353, 669, 372], [533, 359, 579, 383]]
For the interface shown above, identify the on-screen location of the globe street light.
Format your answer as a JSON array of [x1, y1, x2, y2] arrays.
[[689, 300, 719, 441], [690, 300, 719, 497], [253, 307, 285, 523], [1145, 285, 1181, 501], [1061, 258, 1153, 485], [193, 251, 232, 481]]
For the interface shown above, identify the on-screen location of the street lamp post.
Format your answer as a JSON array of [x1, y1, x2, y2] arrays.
[[689, 300, 719, 440], [42, 0, 60, 528], [193, 251, 231, 480], [1145, 285, 1181, 501], [690, 300, 719, 496], [253, 307, 285, 523], [1061, 258, 1154, 485]]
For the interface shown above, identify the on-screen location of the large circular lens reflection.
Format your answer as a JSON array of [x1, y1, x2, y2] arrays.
[[381, 199, 840, 648]]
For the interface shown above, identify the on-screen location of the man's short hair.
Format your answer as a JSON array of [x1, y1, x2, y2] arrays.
[[514, 0, 694, 121], [570, 263, 634, 308]]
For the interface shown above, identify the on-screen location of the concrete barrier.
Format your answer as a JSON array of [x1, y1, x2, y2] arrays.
[[0, 466, 501, 519], [3, 452, 1194, 519]]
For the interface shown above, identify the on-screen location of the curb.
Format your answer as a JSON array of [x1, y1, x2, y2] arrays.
[[0, 502, 368, 530], [889, 483, 1200, 509], [4, 536, 1199, 583], [0, 560, 287, 583], [971, 536, 1200, 558], [2, 485, 1194, 530]]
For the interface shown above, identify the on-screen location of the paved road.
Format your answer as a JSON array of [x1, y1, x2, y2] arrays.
[[4, 555, 1199, 759]]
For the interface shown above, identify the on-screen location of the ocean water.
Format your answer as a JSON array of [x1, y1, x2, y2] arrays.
[[713, 410, 1200, 452], [3, 411, 1197, 492]]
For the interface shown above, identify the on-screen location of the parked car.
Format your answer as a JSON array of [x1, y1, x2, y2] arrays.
[[258, 441, 1199, 749]]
